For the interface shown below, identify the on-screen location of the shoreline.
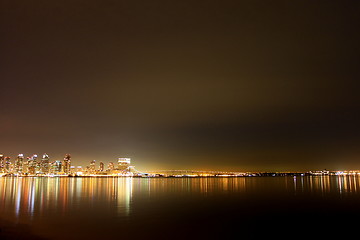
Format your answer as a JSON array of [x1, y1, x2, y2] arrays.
[[0, 172, 358, 178]]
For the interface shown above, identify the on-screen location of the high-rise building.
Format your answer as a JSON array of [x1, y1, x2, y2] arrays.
[[36, 156, 41, 173], [41, 153, 50, 174], [52, 160, 62, 173], [90, 160, 96, 173], [28, 154, 38, 174], [99, 162, 104, 171], [62, 154, 71, 174], [4, 157, 11, 172], [23, 157, 30, 173], [0, 154, 4, 172], [118, 158, 131, 171], [15, 154, 24, 173]]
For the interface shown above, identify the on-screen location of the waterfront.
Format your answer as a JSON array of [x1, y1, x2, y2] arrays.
[[1, 176, 360, 239]]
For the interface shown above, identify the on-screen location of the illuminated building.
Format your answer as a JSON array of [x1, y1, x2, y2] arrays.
[[15, 154, 24, 173], [76, 166, 83, 174], [4, 157, 11, 172], [118, 158, 131, 171], [108, 162, 114, 170], [90, 160, 96, 173], [28, 154, 38, 174], [52, 160, 62, 173], [62, 154, 71, 174], [41, 153, 50, 174], [99, 162, 104, 171], [49, 161, 54, 173], [23, 157, 30, 173], [0, 154, 4, 172]]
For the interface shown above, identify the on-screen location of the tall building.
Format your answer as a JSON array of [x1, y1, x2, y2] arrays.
[[4, 157, 11, 172], [52, 160, 62, 173], [62, 154, 71, 174], [35, 155, 41, 173], [15, 154, 24, 173], [28, 154, 38, 174], [49, 160, 62, 174], [23, 157, 30, 173], [99, 162, 104, 171], [0, 154, 4, 172], [41, 153, 50, 174], [118, 158, 131, 171], [90, 160, 96, 173]]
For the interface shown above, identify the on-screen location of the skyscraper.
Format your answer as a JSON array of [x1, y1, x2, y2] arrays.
[[99, 162, 104, 171], [23, 157, 30, 173], [90, 160, 96, 173], [52, 160, 62, 173], [4, 157, 11, 172], [41, 153, 50, 174], [0, 154, 4, 172], [15, 154, 24, 173], [28, 154, 38, 174], [62, 154, 71, 174]]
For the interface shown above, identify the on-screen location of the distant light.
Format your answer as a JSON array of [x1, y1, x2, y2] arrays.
[[118, 158, 131, 164]]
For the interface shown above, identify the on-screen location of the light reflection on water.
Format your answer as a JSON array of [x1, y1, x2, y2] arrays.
[[292, 175, 360, 195], [1, 176, 360, 239], [1, 176, 360, 217], [0, 177, 133, 219]]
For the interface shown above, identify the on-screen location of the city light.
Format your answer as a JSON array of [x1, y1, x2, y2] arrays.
[[1, 153, 360, 178], [0, 153, 136, 177]]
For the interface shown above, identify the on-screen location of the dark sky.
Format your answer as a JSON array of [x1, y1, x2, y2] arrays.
[[1, 0, 360, 171]]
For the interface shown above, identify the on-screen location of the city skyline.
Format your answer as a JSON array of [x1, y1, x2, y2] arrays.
[[0, 152, 133, 167], [2, 152, 360, 176], [0, 152, 135, 176]]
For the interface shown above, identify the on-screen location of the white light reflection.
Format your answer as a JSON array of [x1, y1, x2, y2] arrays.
[[116, 177, 133, 216], [15, 179, 22, 217]]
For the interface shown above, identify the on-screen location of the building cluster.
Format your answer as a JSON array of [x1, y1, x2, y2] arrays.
[[0, 154, 134, 176], [83, 158, 134, 176]]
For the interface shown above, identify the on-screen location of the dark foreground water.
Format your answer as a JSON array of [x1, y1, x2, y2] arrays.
[[0, 176, 360, 239]]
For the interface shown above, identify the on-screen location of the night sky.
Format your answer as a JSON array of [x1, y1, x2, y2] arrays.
[[1, 1, 360, 171]]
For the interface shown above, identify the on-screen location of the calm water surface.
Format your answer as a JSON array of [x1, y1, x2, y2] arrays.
[[0, 176, 359, 239]]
